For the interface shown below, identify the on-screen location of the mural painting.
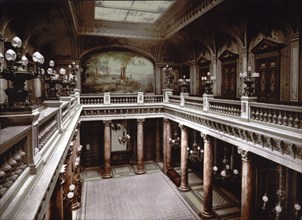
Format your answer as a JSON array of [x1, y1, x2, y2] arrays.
[[81, 51, 154, 93]]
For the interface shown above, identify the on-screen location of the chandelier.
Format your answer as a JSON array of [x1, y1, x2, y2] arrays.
[[261, 165, 301, 219], [162, 64, 174, 89], [169, 130, 180, 149], [178, 75, 190, 93], [118, 120, 130, 145], [201, 72, 216, 94], [239, 66, 259, 96], [187, 131, 203, 162], [0, 36, 44, 110], [213, 147, 239, 183]]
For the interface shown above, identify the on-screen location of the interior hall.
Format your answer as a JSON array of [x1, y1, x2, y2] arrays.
[[0, 0, 301, 219]]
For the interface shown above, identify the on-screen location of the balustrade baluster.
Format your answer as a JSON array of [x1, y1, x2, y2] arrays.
[[255, 109, 260, 120], [251, 109, 256, 119], [277, 112, 283, 125], [259, 109, 264, 121], [272, 110, 277, 124], [288, 112, 294, 127], [267, 110, 272, 123], [263, 110, 268, 122], [282, 112, 288, 126]]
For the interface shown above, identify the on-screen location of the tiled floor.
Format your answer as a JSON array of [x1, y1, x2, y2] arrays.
[[75, 161, 241, 220]]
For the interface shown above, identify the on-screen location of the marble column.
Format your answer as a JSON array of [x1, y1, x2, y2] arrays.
[[48, 181, 64, 220], [162, 118, 168, 173], [166, 119, 172, 170], [240, 150, 253, 219], [103, 120, 112, 178], [201, 134, 213, 217], [135, 118, 146, 174], [179, 124, 190, 191], [155, 119, 161, 162]]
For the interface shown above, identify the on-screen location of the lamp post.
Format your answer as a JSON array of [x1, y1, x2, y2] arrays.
[[178, 75, 190, 93], [239, 66, 259, 96], [42, 60, 61, 100], [162, 65, 174, 89], [201, 72, 216, 95], [0, 36, 44, 110], [59, 68, 70, 96], [68, 62, 79, 94]]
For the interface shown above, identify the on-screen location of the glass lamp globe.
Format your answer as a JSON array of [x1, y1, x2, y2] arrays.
[[69, 184, 76, 191], [12, 36, 22, 48], [262, 194, 268, 202], [213, 166, 218, 172], [5, 49, 17, 61], [294, 203, 301, 211], [275, 205, 282, 213], [47, 68, 53, 75], [67, 191, 74, 199], [49, 60, 55, 67], [60, 68, 66, 75], [233, 169, 239, 175], [21, 55, 28, 66]]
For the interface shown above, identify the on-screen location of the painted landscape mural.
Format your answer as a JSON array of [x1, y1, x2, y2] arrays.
[[81, 51, 154, 93]]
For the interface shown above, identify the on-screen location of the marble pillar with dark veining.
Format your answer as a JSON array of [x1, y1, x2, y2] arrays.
[[103, 120, 112, 178], [162, 118, 168, 173], [179, 124, 190, 191], [155, 119, 161, 162], [135, 118, 145, 174], [166, 119, 172, 170], [241, 151, 253, 220], [201, 134, 213, 217]]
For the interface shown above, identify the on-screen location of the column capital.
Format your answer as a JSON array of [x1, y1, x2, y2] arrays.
[[137, 118, 145, 124], [237, 147, 251, 161], [163, 117, 169, 123], [179, 124, 187, 131], [202, 134, 213, 142], [103, 120, 112, 126]]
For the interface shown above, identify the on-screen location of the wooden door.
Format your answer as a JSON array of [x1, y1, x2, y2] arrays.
[[256, 57, 280, 103], [221, 63, 237, 99]]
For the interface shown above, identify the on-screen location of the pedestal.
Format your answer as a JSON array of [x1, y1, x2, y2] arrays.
[[162, 89, 173, 103], [180, 92, 189, 106], [240, 96, 257, 121], [203, 94, 214, 112]]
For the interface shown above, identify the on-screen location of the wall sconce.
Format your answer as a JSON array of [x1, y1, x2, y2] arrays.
[[201, 72, 216, 94], [0, 36, 44, 110], [239, 66, 259, 96]]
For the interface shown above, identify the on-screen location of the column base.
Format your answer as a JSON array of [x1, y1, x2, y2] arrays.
[[199, 210, 213, 218], [179, 185, 190, 192], [102, 173, 112, 179], [72, 201, 80, 210], [135, 169, 146, 175]]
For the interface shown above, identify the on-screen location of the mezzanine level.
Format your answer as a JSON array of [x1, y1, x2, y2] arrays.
[[0, 92, 301, 219]]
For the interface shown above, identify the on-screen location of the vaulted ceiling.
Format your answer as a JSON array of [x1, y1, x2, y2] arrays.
[[0, 0, 300, 64]]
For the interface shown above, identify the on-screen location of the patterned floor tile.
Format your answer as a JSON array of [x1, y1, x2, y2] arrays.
[[80, 172, 199, 220]]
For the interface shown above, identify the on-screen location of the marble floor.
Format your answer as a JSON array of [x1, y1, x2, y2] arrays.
[[73, 161, 240, 220]]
